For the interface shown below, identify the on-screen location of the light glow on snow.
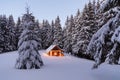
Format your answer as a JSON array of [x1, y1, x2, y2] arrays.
[[43, 53, 49, 57]]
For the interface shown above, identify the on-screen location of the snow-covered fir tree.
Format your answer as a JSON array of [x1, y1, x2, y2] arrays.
[[63, 15, 74, 53], [0, 15, 18, 52], [50, 20, 55, 44], [72, 1, 97, 57], [41, 20, 52, 49], [15, 17, 23, 48], [70, 10, 81, 55], [6, 15, 16, 51], [87, 0, 120, 68], [71, 9, 82, 55], [53, 16, 63, 48], [34, 20, 42, 49], [0, 15, 8, 53], [63, 16, 69, 53], [15, 8, 43, 69]]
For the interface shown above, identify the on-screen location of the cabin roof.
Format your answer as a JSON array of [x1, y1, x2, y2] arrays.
[[46, 45, 62, 53]]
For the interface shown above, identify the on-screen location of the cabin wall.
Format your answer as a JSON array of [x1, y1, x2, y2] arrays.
[[48, 50, 64, 56]]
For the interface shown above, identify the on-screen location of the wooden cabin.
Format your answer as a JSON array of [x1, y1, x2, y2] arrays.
[[46, 45, 64, 57]]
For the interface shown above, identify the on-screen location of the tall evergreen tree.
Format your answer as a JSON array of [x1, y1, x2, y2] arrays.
[[53, 16, 63, 48], [0, 15, 7, 53], [72, 1, 97, 56], [41, 20, 52, 49], [15, 8, 43, 69], [51, 20, 55, 44], [6, 15, 16, 51], [15, 17, 23, 48], [71, 9, 82, 55], [71, 9, 81, 46], [63, 16, 69, 52], [34, 20, 42, 49], [87, 0, 120, 68], [63, 15, 74, 53]]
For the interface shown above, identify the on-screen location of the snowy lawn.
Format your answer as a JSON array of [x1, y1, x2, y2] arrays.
[[0, 50, 120, 80]]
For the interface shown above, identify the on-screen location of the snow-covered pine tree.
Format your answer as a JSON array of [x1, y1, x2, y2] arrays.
[[41, 20, 52, 49], [15, 17, 22, 48], [63, 15, 74, 53], [6, 15, 16, 51], [87, 0, 120, 68], [71, 9, 81, 55], [34, 20, 42, 50], [72, 1, 97, 57], [15, 8, 43, 69], [53, 16, 63, 48], [0, 15, 7, 53], [63, 16, 69, 53], [95, 0, 103, 29], [50, 20, 55, 44], [72, 9, 84, 55]]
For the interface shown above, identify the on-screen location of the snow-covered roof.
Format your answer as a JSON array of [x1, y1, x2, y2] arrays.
[[46, 45, 62, 53]]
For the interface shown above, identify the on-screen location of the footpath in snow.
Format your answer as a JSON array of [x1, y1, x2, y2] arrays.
[[0, 50, 120, 80]]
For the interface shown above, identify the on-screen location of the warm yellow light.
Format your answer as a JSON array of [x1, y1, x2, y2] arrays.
[[43, 53, 49, 57]]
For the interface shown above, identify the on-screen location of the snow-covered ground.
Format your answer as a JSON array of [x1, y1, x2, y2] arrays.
[[0, 50, 120, 80]]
